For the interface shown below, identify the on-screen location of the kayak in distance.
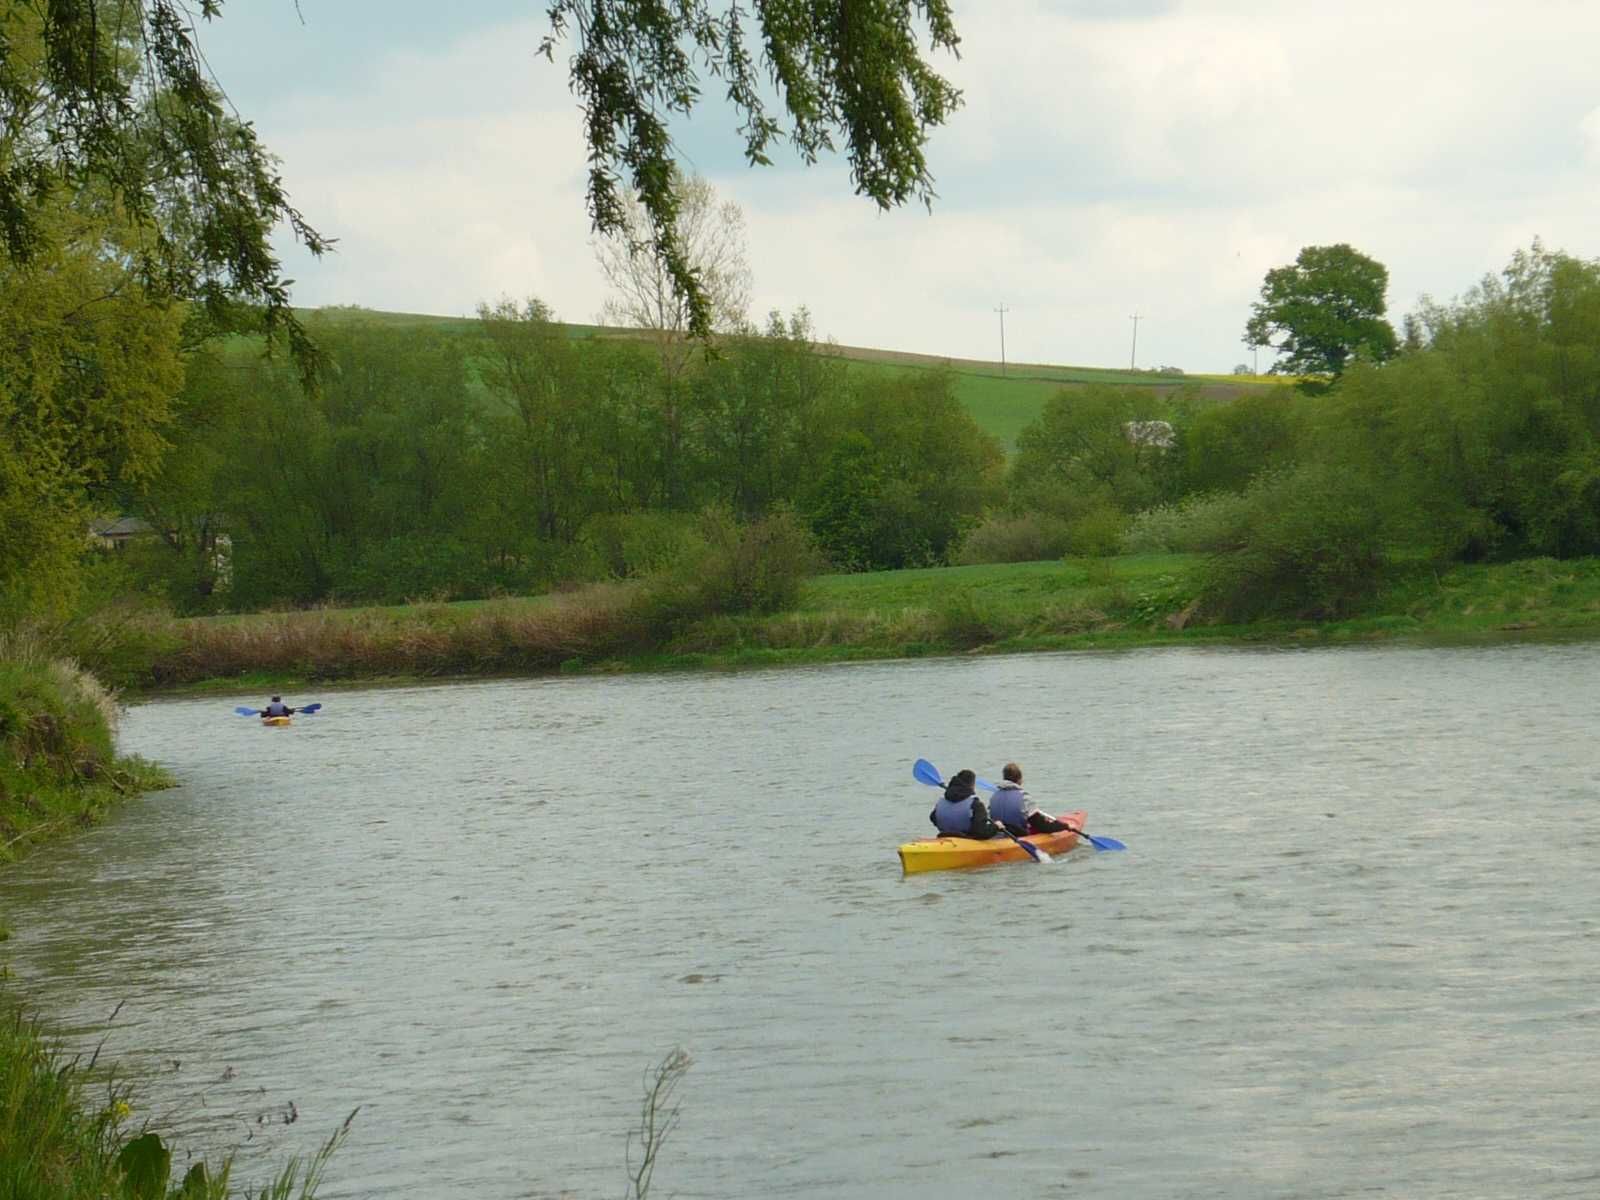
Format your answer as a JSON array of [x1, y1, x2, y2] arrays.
[[898, 810, 1088, 874]]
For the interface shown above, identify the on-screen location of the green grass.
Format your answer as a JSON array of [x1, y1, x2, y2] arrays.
[[800, 555, 1195, 614], [0, 1004, 351, 1200]]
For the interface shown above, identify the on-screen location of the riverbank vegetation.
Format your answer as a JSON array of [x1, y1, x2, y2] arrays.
[[42, 553, 1600, 693], [0, 1006, 349, 1200], [0, 633, 171, 865]]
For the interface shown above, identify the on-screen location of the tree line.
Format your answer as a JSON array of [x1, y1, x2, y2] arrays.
[[110, 308, 1000, 612], [964, 240, 1600, 621]]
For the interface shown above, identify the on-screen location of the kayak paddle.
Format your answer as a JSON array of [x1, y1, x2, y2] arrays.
[[914, 758, 1125, 851], [234, 703, 322, 717], [911, 759, 1049, 864]]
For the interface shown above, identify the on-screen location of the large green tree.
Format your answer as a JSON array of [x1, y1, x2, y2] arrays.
[[1244, 244, 1399, 381], [0, 202, 185, 615], [804, 370, 1001, 570]]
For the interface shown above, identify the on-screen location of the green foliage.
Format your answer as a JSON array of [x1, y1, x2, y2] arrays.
[[638, 506, 822, 623], [0, 644, 177, 862], [1245, 243, 1399, 380], [0, 2, 327, 373], [584, 512, 707, 578], [1318, 242, 1600, 561], [932, 592, 1002, 648], [954, 512, 1075, 565], [1008, 386, 1178, 517], [1122, 491, 1256, 554], [804, 370, 1003, 570], [1173, 387, 1302, 494], [1198, 466, 1396, 621], [1064, 504, 1127, 558], [693, 310, 844, 516], [0, 204, 186, 618], [0, 1006, 352, 1200], [541, 0, 962, 337], [116, 1133, 171, 1200], [803, 431, 883, 571]]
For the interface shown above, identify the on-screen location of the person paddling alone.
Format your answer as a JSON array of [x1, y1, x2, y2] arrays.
[[262, 695, 297, 719], [988, 762, 1071, 837], [929, 769, 1004, 840]]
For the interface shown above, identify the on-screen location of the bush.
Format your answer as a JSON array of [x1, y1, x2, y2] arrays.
[[1198, 466, 1395, 621], [1065, 505, 1127, 558], [0, 632, 173, 861], [954, 512, 1075, 564], [1122, 491, 1255, 554], [932, 591, 1006, 648], [583, 512, 707, 578], [636, 506, 822, 627]]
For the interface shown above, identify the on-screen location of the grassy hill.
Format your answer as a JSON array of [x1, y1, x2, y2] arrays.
[[285, 306, 1285, 449]]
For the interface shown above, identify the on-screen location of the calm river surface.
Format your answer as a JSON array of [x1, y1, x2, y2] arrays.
[[3, 645, 1600, 1198]]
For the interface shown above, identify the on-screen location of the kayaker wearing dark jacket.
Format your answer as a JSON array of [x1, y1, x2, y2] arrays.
[[988, 762, 1071, 837], [930, 769, 1004, 839], [262, 695, 296, 718]]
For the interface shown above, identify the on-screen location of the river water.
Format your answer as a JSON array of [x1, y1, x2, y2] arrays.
[[3, 645, 1599, 1198]]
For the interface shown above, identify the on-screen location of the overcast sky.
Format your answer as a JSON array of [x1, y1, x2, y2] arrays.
[[197, 1, 1600, 373]]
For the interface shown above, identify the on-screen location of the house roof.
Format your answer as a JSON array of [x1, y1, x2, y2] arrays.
[[91, 516, 155, 537]]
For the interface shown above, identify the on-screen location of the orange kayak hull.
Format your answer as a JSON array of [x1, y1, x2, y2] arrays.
[[897, 811, 1087, 874]]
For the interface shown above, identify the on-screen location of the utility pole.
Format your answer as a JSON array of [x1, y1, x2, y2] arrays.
[[1128, 312, 1142, 370], [994, 303, 1009, 376]]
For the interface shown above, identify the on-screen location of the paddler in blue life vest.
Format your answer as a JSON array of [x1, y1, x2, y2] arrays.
[[262, 695, 297, 718], [988, 762, 1071, 837], [929, 769, 1005, 839]]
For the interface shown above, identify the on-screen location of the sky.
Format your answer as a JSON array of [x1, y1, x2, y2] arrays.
[[195, 0, 1600, 373]]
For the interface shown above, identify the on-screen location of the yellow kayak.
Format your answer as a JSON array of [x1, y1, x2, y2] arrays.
[[261, 715, 292, 727], [898, 810, 1087, 874]]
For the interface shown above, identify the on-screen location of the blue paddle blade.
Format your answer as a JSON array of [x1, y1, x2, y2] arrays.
[[1004, 831, 1050, 863], [299, 703, 322, 714], [1083, 833, 1126, 851], [912, 759, 945, 788], [234, 707, 259, 716], [976, 776, 998, 792]]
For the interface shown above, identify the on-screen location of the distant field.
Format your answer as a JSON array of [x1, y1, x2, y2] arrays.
[[271, 307, 1285, 449]]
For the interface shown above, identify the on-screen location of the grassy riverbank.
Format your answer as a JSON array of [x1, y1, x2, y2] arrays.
[[0, 637, 171, 867], [0, 1005, 350, 1200], [71, 554, 1600, 694]]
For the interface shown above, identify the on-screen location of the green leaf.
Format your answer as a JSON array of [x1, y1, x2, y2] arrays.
[[116, 1132, 171, 1200]]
